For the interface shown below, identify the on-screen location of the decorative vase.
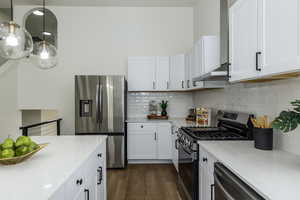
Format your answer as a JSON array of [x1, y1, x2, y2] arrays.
[[253, 128, 273, 150], [161, 109, 167, 116]]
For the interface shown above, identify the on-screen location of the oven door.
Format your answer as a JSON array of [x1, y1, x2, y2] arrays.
[[214, 162, 265, 200], [178, 141, 198, 200]]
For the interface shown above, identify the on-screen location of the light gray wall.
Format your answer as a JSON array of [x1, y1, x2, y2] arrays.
[[15, 5, 194, 135]]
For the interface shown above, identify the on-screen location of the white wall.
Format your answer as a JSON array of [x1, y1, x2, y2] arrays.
[[15, 6, 194, 134], [0, 61, 21, 141], [193, 0, 219, 42]]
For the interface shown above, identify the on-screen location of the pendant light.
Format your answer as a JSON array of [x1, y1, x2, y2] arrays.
[[0, 0, 33, 59], [32, 0, 57, 69]]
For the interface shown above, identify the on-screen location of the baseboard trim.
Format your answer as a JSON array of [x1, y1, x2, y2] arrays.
[[128, 159, 173, 164]]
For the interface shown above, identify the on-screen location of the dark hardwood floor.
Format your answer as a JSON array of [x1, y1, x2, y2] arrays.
[[108, 164, 181, 200]]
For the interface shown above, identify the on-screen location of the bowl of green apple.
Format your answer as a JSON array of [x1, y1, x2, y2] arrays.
[[0, 136, 48, 165]]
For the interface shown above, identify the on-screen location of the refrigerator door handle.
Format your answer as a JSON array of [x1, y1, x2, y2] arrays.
[[99, 84, 104, 123], [96, 83, 100, 123]]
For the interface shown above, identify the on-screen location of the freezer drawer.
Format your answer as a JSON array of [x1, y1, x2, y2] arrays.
[[107, 135, 125, 168]]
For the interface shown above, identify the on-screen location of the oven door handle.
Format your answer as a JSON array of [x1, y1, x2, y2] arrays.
[[214, 174, 236, 200]]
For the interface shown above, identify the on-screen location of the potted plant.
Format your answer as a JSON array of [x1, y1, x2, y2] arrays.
[[160, 100, 168, 117], [271, 100, 300, 133]]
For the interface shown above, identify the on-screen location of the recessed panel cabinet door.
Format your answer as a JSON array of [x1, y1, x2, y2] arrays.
[[170, 54, 186, 90], [156, 56, 170, 90], [128, 57, 156, 91], [127, 124, 157, 159], [229, 0, 259, 82], [259, 0, 300, 76], [157, 123, 172, 159]]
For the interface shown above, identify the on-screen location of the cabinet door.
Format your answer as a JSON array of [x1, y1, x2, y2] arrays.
[[128, 57, 156, 91], [157, 123, 172, 159], [128, 124, 157, 159], [229, 0, 259, 82], [259, 0, 300, 76], [202, 36, 220, 75], [170, 54, 186, 90], [156, 56, 170, 90]]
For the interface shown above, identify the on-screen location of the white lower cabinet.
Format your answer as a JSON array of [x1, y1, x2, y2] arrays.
[[51, 144, 106, 200], [199, 147, 217, 200], [127, 123, 172, 160]]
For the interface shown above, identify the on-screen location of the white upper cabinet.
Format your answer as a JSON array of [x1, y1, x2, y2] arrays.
[[196, 36, 220, 76], [156, 56, 170, 90], [229, 0, 259, 82], [230, 0, 300, 82], [259, 0, 300, 76], [128, 56, 170, 91], [170, 54, 186, 90], [128, 57, 156, 91]]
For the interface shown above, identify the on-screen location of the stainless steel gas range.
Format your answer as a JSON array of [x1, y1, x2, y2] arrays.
[[177, 110, 254, 200]]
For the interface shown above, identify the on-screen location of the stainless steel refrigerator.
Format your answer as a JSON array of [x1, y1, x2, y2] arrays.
[[75, 75, 127, 169]]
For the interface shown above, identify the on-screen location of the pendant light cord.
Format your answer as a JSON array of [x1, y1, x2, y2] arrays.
[[43, 0, 46, 41], [10, 0, 13, 21]]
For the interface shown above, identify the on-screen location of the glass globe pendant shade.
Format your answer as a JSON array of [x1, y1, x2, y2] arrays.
[[32, 41, 58, 69], [0, 21, 33, 59]]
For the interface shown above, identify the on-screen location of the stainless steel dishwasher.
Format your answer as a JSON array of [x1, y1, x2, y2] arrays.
[[214, 163, 265, 200]]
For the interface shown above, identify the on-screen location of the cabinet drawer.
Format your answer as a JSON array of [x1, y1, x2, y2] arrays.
[[65, 166, 85, 200], [127, 123, 156, 133]]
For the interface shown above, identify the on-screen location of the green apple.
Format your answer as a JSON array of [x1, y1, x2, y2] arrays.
[[2, 138, 15, 149], [16, 146, 29, 156], [1, 149, 15, 158], [15, 136, 31, 147], [28, 142, 39, 152]]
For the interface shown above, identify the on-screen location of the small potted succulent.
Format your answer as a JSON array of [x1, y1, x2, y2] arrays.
[[160, 100, 168, 117]]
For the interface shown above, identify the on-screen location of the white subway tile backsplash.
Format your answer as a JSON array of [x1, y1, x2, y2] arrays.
[[193, 77, 300, 156], [128, 92, 194, 118]]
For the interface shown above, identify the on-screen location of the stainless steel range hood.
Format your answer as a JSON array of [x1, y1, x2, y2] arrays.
[[194, 0, 229, 82]]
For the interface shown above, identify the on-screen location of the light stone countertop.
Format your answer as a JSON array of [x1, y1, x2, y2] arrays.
[[198, 141, 300, 200], [0, 136, 107, 200], [126, 117, 197, 128]]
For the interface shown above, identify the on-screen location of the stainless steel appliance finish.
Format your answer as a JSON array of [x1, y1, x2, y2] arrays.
[[214, 162, 265, 200], [75, 75, 127, 169], [178, 110, 253, 200]]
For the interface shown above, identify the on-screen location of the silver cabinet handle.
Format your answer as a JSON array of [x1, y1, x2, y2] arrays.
[[154, 132, 157, 140], [95, 84, 100, 123], [166, 81, 169, 89], [187, 80, 190, 88], [181, 80, 184, 89], [153, 81, 156, 89], [99, 84, 103, 123]]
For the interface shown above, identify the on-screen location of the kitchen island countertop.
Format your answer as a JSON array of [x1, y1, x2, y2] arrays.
[[0, 135, 107, 200]]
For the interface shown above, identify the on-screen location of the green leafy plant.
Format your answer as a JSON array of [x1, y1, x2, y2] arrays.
[[160, 100, 168, 109], [272, 100, 300, 133]]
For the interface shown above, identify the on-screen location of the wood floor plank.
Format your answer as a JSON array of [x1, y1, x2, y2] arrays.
[[108, 164, 180, 200]]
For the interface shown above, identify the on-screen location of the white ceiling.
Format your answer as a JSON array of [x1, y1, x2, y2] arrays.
[[0, 0, 195, 8]]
